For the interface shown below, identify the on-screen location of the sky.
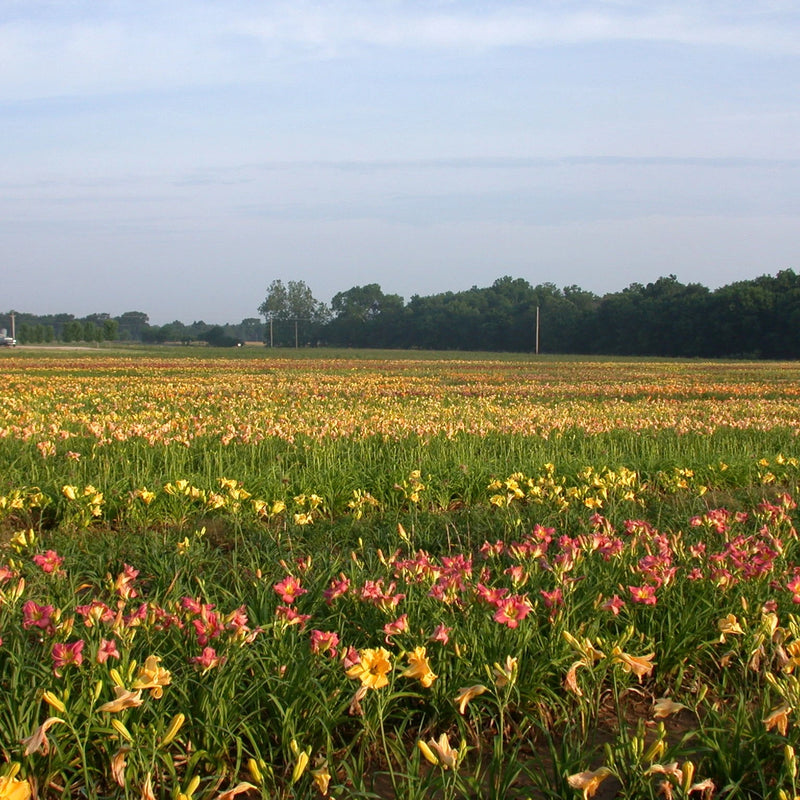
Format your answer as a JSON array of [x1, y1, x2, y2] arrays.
[[2, 1, 799, 325]]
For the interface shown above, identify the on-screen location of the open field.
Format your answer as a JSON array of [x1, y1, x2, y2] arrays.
[[1, 352, 800, 799]]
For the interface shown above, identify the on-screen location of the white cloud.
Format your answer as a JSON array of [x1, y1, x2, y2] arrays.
[[1, 1, 798, 101]]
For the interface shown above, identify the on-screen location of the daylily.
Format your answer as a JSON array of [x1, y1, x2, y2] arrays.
[[611, 646, 656, 682], [425, 733, 460, 770], [567, 766, 613, 799], [216, 782, 258, 800], [98, 687, 144, 713], [310, 629, 339, 657], [454, 684, 487, 714], [345, 648, 392, 690], [383, 613, 409, 640], [21, 717, 65, 756], [310, 762, 332, 796], [401, 646, 437, 688], [764, 704, 791, 736], [429, 624, 451, 644], [492, 596, 532, 628], [652, 698, 688, 719], [0, 765, 30, 800], [110, 748, 130, 787], [191, 647, 225, 673], [51, 639, 84, 676], [32, 550, 63, 574], [132, 655, 171, 698], [96, 639, 121, 664], [274, 575, 307, 604]]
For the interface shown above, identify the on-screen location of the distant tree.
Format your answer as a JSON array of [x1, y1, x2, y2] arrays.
[[83, 322, 102, 343], [102, 319, 119, 342], [116, 311, 150, 341], [17, 323, 32, 344], [239, 317, 265, 342], [327, 284, 405, 347], [200, 326, 240, 347], [259, 280, 328, 346], [62, 320, 83, 343]]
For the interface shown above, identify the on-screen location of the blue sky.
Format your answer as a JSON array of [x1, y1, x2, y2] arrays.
[[2, 1, 798, 324]]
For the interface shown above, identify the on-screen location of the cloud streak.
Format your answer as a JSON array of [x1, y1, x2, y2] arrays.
[[2, 1, 799, 101]]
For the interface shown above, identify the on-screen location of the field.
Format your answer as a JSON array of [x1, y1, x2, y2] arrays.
[[2, 350, 800, 799]]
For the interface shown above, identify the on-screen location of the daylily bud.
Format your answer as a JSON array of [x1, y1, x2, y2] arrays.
[[42, 691, 66, 713], [681, 761, 695, 795], [291, 751, 310, 784], [111, 719, 134, 743], [247, 759, 264, 786], [417, 740, 438, 766], [785, 744, 797, 780], [160, 713, 185, 747]]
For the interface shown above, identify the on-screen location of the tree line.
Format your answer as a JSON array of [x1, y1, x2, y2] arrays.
[[258, 271, 800, 358], [5, 269, 800, 358]]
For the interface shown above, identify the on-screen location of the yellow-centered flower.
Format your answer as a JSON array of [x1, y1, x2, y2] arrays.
[[345, 648, 392, 690], [401, 646, 437, 688]]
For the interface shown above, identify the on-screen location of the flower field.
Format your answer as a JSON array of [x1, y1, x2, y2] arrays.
[[2, 352, 800, 799]]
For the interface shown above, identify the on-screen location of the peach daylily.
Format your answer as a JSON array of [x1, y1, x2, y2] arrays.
[[454, 684, 488, 715], [110, 748, 130, 787], [764, 704, 791, 736], [611, 646, 656, 682], [21, 717, 65, 756], [567, 766, 613, 799], [652, 697, 688, 719], [424, 733, 460, 770], [216, 782, 258, 800], [98, 687, 144, 713]]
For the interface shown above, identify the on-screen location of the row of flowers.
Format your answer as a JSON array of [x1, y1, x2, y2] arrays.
[[2, 481, 800, 797]]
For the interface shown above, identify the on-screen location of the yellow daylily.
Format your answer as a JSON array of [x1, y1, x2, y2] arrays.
[[401, 646, 437, 688], [345, 648, 392, 690], [132, 655, 171, 698], [311, 762, 332, 796], [0, 765, 31, 800]]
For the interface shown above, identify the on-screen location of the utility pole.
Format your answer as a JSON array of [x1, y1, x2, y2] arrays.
[[10, 311, 16, 342], [535, 306, 540, 355]]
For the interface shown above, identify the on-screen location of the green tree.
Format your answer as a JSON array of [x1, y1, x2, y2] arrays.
[[259, 280, 328, 346], [102, 319, 119, 341]]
